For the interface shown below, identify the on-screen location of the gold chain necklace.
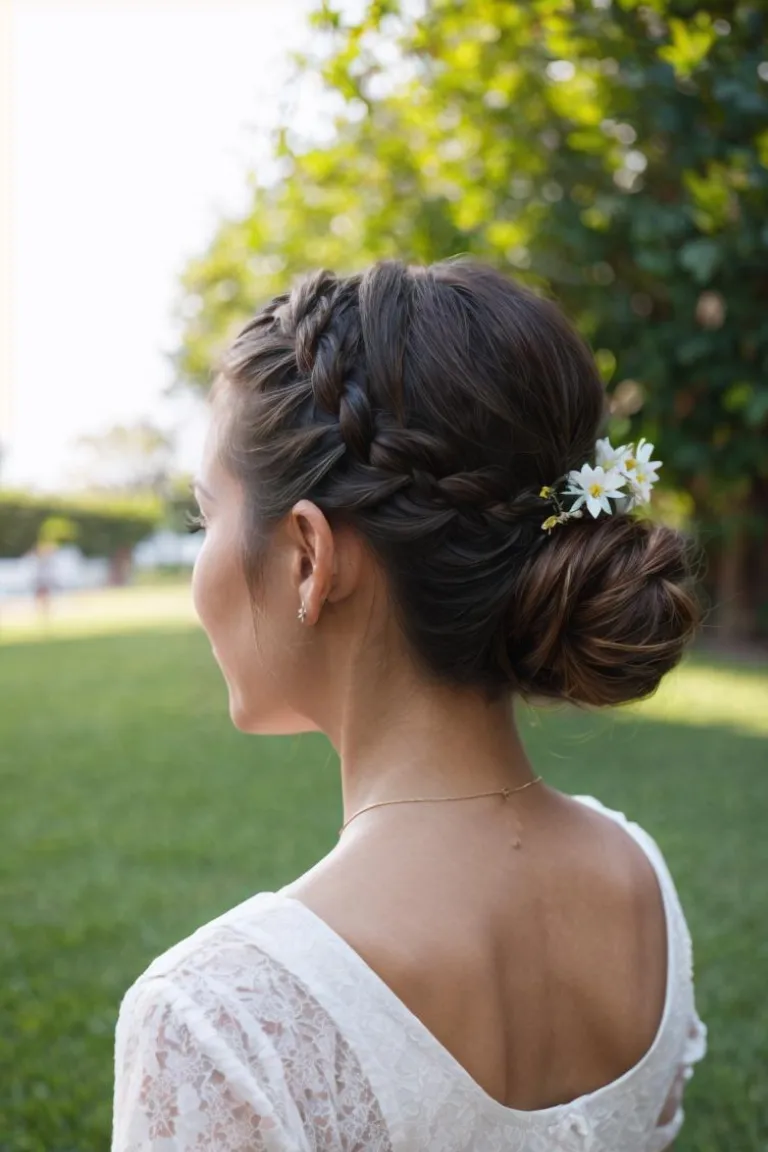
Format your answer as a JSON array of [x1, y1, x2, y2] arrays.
[[338, 775, 544, 837]]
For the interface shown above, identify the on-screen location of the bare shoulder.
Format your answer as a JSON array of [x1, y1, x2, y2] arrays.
[[560, 792, 668, 898]]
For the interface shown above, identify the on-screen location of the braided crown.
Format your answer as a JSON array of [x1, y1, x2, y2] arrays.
[[224, 265, 553, 548]]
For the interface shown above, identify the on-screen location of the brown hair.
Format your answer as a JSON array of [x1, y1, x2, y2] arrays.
[[213, 258, 700, 706]]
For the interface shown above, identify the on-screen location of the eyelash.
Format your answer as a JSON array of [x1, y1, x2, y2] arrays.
[[184, 510, 207, 534]]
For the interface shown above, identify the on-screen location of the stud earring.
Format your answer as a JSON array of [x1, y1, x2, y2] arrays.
[[297, 602, 307, 624]]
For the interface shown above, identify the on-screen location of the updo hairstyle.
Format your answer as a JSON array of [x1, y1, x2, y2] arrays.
[[212, 258, 700, 706]]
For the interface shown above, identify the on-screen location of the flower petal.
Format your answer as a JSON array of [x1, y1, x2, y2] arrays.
[[605, 466, 625, 489], [595, 438, 614, 467], [580, 464, 595, 479], [636, 438, 654, 464]]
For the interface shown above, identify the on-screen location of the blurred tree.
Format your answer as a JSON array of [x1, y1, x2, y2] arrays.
[[69, 420, 176, 499], [37, 515, 78, 547], [170, 0, 768, 640]]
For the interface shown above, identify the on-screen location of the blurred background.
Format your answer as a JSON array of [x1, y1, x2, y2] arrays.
[[1, 1, 766, 1149]]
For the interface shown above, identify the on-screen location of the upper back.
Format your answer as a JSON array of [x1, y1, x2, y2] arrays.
[[285, 788, 670, 1112]]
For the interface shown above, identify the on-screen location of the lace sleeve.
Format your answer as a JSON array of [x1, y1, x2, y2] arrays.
[[111, 974, 309, 1152], [649, 1008, 708, 1151]]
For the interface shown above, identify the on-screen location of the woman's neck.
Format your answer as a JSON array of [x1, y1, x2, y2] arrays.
[[331, 669, 537, 835]]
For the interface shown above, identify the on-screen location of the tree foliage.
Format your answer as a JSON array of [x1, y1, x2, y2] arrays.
[[171, 0, 768, 634]]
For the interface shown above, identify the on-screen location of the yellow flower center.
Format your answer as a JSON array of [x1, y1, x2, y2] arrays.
[[589, 483, 604, 498], [624, 456, 636, 471]]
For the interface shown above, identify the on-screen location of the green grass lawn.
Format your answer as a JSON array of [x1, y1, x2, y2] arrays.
[[1, 586, 766, 1151]]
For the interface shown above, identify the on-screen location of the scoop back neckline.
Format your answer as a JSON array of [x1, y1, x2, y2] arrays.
[[273, 793, 676, 1125]]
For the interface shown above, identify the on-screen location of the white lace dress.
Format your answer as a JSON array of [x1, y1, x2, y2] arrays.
[[111, 795, 708, 1152]]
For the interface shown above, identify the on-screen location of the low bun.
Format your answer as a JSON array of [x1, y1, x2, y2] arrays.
[[506, 517, 701, 707]]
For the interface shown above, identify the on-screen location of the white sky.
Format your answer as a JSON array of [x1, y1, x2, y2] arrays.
[[3, 0, 320, 491]]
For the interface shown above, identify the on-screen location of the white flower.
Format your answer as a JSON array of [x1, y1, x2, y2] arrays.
[[565, 464, 628, 518], [621, 439, 662, 507], [627, 465, 658, 506], [542, 435, 663, 527], [594, 437, 629, 471], [621, 437, 662, 481]]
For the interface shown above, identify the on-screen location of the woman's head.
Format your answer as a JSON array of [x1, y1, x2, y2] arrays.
[[191, 258, 700, 732]]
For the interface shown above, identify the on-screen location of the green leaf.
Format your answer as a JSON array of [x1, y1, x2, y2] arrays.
[[679, 239, 722, 284], [722, 382, 754, 414], [658, 15, 715, 79]]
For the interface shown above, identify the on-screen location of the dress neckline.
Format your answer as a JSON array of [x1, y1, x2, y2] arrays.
[[274, 794, 677, 1124]]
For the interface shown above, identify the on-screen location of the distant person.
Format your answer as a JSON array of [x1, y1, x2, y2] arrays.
[[112, 260, 707, 1151], [32, 540, 56, 621]]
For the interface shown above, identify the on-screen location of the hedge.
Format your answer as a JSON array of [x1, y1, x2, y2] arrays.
[[0, 491, 164, 559]]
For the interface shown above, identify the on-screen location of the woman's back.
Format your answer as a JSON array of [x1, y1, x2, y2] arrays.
[[113, 794, 707, 1151], [290, 787, 667, 1107], [282, 786, 673, 1112]]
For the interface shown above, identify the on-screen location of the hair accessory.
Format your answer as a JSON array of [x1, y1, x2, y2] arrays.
[[540, 437, 662, 533]]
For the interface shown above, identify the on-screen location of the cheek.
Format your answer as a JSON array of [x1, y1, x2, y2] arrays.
[[191, 531, 257, 700], [190, 533, 302, 733], [190, 535, 215, 633], [191, 531, 246, 642]]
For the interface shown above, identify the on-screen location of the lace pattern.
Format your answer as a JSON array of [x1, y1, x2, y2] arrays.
[[112, 795, 707, 1152], [113, 939, 392, 1152]]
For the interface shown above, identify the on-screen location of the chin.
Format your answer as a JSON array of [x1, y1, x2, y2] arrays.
[[228, 693, 263, 733], [227, 691, 317, 736]]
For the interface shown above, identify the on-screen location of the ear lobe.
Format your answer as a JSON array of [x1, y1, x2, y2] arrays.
[[290, 500, 336, 624]]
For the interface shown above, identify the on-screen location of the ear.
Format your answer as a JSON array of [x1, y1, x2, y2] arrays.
[[287, 501, 363, 625]]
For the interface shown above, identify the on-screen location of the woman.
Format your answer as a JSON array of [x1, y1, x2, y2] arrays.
[[112, 259, 707, 1151]]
